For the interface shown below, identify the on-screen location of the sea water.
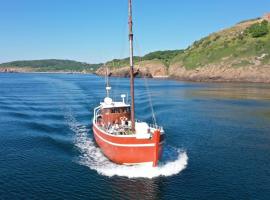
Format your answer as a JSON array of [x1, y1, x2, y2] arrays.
[[0, 73, 270, 199]]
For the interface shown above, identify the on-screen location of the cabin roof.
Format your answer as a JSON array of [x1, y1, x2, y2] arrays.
[[100, 101, 130, 109]]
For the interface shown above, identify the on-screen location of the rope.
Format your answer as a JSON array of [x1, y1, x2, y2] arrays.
[[144, 76, 157, 126], [134, 36, 157, 126]]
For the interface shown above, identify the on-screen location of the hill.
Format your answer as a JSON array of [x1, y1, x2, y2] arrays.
[[97, 17, 270, 82], [0, 59, 101, 73]]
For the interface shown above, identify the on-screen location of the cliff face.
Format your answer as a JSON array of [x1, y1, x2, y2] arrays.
[[96, 63, 270, 83], [168, 64, 270, 83], [96, 18, 270, 83]]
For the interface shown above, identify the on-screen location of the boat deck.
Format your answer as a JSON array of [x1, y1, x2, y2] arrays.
[[96, 120, 163, 137], [97, 123, 135, 135]]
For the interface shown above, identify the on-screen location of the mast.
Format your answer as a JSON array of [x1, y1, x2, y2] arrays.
[[128, 0, 135, 131]]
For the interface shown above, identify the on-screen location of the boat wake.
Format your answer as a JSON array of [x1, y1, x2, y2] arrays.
[[66, 112, 188, 179]]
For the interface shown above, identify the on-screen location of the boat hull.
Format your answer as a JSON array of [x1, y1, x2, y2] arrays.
[[93, 123, 164, 166]]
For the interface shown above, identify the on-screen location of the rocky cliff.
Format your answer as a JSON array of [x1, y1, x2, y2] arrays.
[[96, 60, 168, 78]]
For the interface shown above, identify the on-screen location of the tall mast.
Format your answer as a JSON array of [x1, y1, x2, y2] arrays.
[[128, 0, 135, 131]]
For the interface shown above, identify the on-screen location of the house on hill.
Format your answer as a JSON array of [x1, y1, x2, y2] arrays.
[[263, 13, 270, 22]]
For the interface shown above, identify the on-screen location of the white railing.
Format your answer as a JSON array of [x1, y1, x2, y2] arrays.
[[93, 106, 101, 123], [93, 108, 164, 132], [135, 119, 163, 131]]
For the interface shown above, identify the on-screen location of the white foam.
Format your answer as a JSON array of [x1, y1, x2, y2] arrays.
[[66, 112, 188, 179]]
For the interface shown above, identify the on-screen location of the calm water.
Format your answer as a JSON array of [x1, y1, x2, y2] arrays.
[[0, 73, 270, 200]]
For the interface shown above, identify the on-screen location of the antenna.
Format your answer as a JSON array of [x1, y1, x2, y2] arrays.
[[105, 66, 111, 97]]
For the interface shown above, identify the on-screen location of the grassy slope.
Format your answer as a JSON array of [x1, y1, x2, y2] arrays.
[[172, 19, 270, 69]]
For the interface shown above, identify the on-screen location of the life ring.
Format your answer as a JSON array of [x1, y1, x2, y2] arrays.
[[120, 117, 127, 121]]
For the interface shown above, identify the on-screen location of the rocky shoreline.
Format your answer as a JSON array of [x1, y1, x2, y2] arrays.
[[168, 65, 270, 83], [95, 62, 270, 83], [1, 65, 270, 83], [0, 67, 32, 73]]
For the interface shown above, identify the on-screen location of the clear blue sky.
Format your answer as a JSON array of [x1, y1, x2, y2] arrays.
[[1, 0, 269, 64]]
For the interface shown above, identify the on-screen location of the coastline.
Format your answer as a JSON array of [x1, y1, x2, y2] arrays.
[[1, 69, 270, 84], [94, 64, 270, 84]]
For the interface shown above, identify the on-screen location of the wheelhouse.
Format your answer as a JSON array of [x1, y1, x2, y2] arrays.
[[100, 106, 131, 126]]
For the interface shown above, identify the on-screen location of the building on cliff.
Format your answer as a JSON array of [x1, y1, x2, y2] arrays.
[[263, 13, 270, 22]]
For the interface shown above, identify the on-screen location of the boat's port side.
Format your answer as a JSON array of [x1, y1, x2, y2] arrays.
[[93, 123, 164, 166]]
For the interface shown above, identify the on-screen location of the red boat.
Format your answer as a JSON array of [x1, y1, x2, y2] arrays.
[[92, 0, 165, 167]]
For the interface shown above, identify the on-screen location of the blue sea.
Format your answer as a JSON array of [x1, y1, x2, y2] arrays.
[[0, 73, 270, 200]]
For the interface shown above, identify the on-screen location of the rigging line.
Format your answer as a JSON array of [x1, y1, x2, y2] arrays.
[[144, 76, 157, 126], [134, 36, 157, 126], [111, 15, 129, 102]]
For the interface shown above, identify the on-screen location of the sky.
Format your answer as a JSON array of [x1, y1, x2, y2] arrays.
[[0, 0, 270, 64]]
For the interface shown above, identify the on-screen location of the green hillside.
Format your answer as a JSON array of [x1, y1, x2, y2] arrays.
[[106, 50, 183, 68], [171, 19, 270, 69]]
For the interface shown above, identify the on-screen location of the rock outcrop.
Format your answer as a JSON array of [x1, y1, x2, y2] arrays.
[[96, 60, 168, 78], [0, 67, 32, 73]]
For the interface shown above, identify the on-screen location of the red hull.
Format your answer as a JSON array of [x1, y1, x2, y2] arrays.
[[93, 123, 164, 166]]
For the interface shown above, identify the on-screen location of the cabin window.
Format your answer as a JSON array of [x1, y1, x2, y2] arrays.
[[112, 108, 121, 113], [123, 107, 130, 113], [103, 107, 130, 114]]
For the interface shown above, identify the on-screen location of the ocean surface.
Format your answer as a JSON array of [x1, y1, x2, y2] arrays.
[[0, 73, 270, 200]]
